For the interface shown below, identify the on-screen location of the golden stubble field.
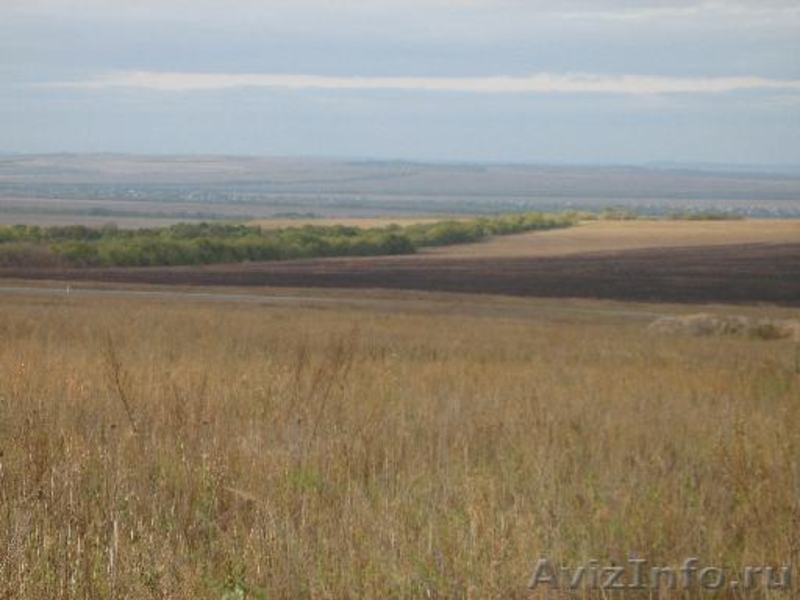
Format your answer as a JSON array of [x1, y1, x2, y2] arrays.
[[424, 219, 800, 259], [1, 292, 798, 598]]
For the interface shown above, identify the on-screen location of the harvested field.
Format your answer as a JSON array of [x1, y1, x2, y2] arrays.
[[3, 242, 800, 305], [425, 218, 800, 258]]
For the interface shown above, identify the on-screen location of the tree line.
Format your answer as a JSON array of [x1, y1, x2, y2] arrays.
[[0, 213, 578, 268]]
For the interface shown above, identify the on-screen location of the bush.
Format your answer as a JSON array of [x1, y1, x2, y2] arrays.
[[0, 212, 577, 268]]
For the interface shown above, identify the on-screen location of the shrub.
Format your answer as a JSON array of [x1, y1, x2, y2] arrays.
[[0, 212, 577, 268]]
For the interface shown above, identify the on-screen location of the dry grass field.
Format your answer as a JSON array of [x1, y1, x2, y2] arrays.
[[424, 219, 800, 259], [1, 290, 798, 598]]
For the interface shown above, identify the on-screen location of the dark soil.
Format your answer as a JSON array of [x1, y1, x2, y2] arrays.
[[2, 243, 799, 305]]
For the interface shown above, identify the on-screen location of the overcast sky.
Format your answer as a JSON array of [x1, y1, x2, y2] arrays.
[[2, 0, 799, 164]]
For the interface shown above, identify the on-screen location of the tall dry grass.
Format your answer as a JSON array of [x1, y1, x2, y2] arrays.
[[0, 295, 798, 598]]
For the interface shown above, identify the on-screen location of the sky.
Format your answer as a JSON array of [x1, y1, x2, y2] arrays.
[[2, 0, 799, 165]]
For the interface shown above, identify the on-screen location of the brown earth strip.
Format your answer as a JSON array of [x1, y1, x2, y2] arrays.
[[2, 242, 799, 305]]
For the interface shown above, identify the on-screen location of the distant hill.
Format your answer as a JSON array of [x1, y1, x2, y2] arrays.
[[1, 154, 799, 218]]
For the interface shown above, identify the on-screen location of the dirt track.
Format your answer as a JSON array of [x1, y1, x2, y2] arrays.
[[2, 242, 799, 305]]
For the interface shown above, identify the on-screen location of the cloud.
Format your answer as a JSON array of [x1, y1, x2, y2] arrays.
[[51, 71, 800, 95], [553, 1, 800, 22]]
